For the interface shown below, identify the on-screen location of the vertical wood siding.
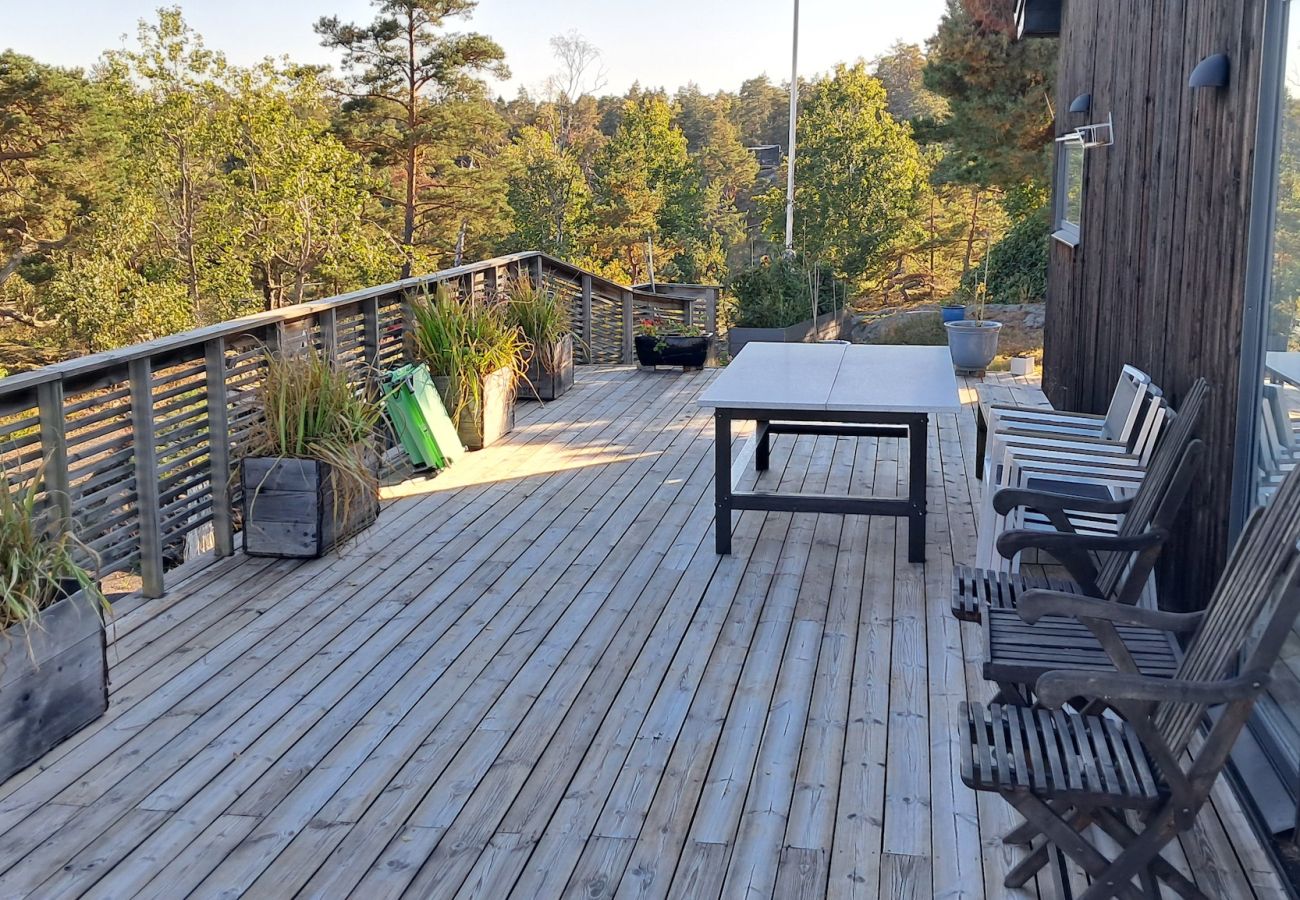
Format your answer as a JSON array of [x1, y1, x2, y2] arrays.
[[1043, 0, 1267, 607]]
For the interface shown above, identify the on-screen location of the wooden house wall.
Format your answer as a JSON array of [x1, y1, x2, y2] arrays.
[[1042, 0, 1267, 607]]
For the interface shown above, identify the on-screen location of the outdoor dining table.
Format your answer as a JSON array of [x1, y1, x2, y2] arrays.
[[1266, 351, 1300, 388], [698, 342, 963, 563]]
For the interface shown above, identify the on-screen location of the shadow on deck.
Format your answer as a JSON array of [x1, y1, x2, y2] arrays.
[[0, 367, 1284, 899]]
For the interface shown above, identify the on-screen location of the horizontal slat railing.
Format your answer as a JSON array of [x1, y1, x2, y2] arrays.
[[0, 252, 718, 598]]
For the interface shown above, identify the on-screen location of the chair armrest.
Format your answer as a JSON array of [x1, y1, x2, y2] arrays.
[[992, 486, 1136, 517], [996, 428, 1124, 447], [1017, 589, 1203, 633], [988, 405, 1103, 421], [996, 531, 1162, 561], [1036, 669, 1271, 710]]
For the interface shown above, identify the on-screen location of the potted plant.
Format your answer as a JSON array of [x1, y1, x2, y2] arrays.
[[0, 462, 109, 781], [505, 276, 574, 402], [946, 241, 1003, 375], [634, 318, 713, 370], [726, 257, 850, 356], [240, 350, 382, 558], [408, 284, 526, 449], [940, 301, 967, 324]]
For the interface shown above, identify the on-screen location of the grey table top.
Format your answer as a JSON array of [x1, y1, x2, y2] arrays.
[[1267, 351, 1300, 388], [698, 343, 963, 414]]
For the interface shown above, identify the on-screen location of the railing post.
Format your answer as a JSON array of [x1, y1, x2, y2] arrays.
[[205, 338, 234, 558], [580, 275, 593, 365], [36, 379, 71, 534], [707, 287, 719, 336], [531, 255, 544, 289], [361, 296, 381, 368], [622, 290, 635, 366], [683, 296, 694, 328], [318, 308, 338, 362], [129, 357, 165, 598]]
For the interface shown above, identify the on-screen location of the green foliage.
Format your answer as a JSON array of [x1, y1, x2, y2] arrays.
[[503, 127, 590, 257], [758, 63, 929, 287], [0, 459, 106, 633], [732, 76, 789, 148], [957, 205, 1049, 304], [922, 0, 1057, 201], [873, 42, 949, 122], [407, 284, 526, 418], [729, 257, 841, 329], [317, 0, 510, 276]]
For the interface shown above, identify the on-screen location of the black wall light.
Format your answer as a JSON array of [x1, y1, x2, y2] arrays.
[[1069, 93, 1092, 114], [1190, 53, 1231, 89]]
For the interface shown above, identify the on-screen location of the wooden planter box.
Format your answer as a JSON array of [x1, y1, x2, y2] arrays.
[[0, 590, 108, 782], [434, 366, 517, 450], [727, 308, 853, 358], [634, 334, 714, 370], [521, 334, 575, 402], [241, 456, 380, 558]]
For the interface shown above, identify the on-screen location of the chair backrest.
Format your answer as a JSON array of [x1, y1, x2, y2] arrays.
[[1258, 385, 1295, 484], [1124, 394, 1170, 462], [1100, 365, 1156, 441], [1092, 379, 1211, 590], [1155, 459, 1300, 757]]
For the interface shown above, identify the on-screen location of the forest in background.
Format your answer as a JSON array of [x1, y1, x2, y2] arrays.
[[0, 0, 1056, 373]]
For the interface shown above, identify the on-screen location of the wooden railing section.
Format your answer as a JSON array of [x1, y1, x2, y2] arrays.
[[0, 251, 719, 598]]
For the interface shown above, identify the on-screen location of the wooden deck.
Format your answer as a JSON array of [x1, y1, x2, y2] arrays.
[[0, 366, 1286, 899]]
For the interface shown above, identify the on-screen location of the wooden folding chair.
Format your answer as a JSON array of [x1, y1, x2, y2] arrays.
[[961, 457, 1300, 899], [954, 381, 1207, 623]]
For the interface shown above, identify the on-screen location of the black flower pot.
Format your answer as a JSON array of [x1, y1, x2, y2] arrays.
[[634, 334, 713, 370]]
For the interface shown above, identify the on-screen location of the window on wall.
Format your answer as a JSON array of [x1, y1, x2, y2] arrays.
[[1052, 135, 1085, 246], [1244, 0, 1300, 835]]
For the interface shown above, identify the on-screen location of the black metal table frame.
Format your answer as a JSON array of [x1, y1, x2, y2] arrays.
[[713, 407, 930, 563]]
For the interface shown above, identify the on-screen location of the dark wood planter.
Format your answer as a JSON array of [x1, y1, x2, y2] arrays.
[[241, 455, 380, 558], [434, 366, 518, 450], [0, 590, 108, 782], [727, 309, 853, 358], [521, 334, 575, 402], [634, 334, 714, 370]]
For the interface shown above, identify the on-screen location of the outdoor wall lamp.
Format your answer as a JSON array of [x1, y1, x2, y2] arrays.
[[1069, 93, 1092, 114], [1190, 53, 1231, 89]]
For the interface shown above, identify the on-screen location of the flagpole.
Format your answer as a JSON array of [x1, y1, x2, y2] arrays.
[[784, 0, 800, 257]]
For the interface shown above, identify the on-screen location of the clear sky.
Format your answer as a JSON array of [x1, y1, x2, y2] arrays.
[[3, 0, 949, 95]]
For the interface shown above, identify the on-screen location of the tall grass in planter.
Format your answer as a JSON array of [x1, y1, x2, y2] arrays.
[[0, 461, 109, 781], [505, 276, 574, 401], [240, 350, 383, 557], [407, 285, 526, 449]]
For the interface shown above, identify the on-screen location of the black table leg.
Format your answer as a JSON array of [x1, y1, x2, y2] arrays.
[[715, 410, 733, 554], [907, 415, 928, 563], [755, 420, 770, 471], [976, 403, 988, 480]]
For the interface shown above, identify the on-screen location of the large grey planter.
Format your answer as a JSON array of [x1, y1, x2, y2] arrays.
[[520, 335, 574, 402], [241, 455, 380, 557], [728, 309, 853, 358], [945, 320, 1003, 375], [0, 590, 107, 781], [434, 366, 518, 450]]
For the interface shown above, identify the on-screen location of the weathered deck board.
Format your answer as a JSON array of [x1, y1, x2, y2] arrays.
[[0, 367, 1285, 900]]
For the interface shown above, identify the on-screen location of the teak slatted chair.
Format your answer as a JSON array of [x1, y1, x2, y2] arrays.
[[953, 380, 1208, 624], [984, 365, 1156, 467], [961, 459, 1300, 900], [977, 396, 1172, 570]]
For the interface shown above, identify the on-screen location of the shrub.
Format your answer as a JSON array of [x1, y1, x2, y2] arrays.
[[959, 205, 1050, 304], [244, 349, 383, 509], [0, 459, 106, 633], [728, 257, 843, 329], [407, 284, 526, 418], [504, 276, 570, 374]]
